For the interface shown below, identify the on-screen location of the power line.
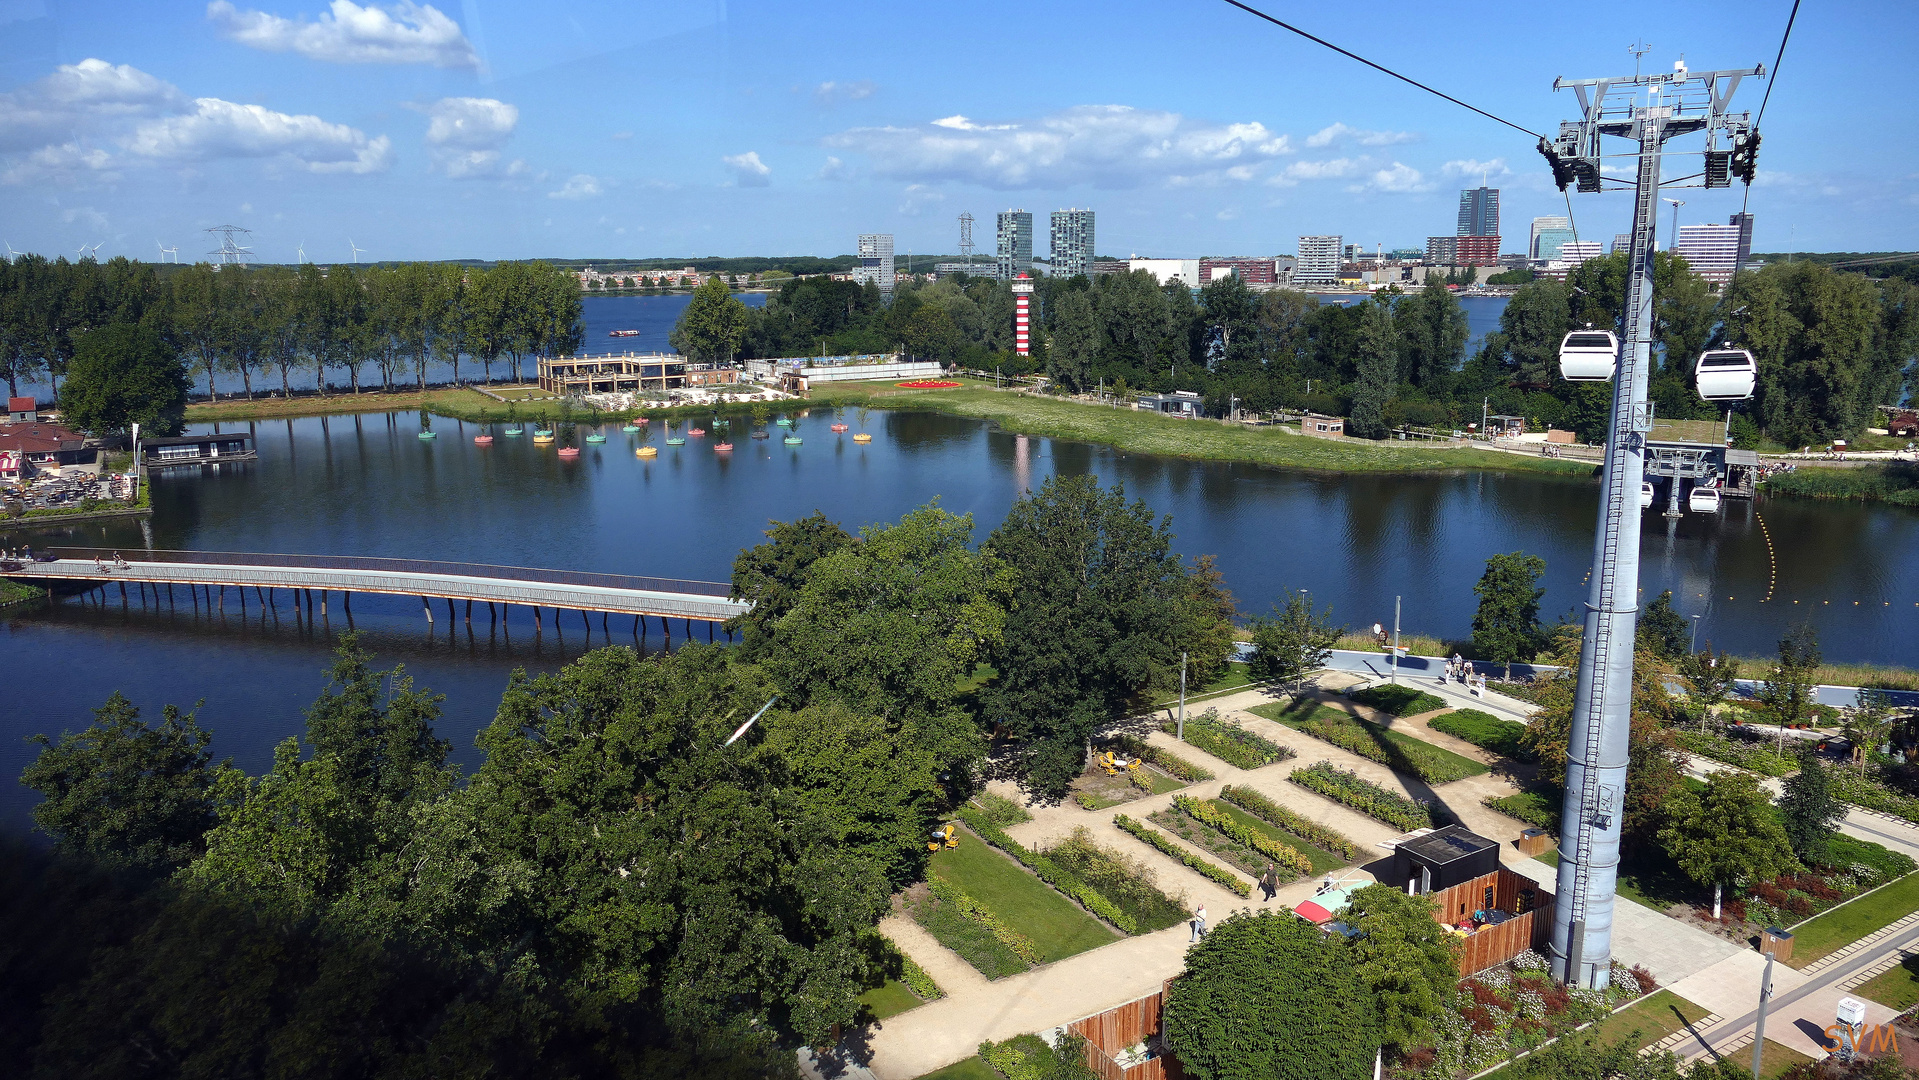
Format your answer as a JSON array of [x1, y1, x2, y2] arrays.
[[1754, 0, 1802, 129], [1218, 0, 1544, 139]]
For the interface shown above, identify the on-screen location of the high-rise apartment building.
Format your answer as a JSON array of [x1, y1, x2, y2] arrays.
[[1530, 216, 1576, 262], [1457, 187, 1499, 237], [997, 210, 1034, 281], [1611, 233, 1633, 255], [1729, 213, 1755, 274], [855, 233, 895, 291], [1674, 223, 1742, 286], [1296, 235, 1342, 285], [1049, 209, 1095, 278]]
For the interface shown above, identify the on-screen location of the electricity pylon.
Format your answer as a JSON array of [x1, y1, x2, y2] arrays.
[[1537, 57, 1762, 990]]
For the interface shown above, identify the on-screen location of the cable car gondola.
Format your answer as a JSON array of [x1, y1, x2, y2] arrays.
[[1558, 330, 1618, 382], [1695, 347, 1756, 401], [1688, 486, 1722, 514]]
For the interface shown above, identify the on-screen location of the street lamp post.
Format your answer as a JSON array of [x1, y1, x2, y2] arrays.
[[1177, 651, 1188, 742], [1690, 614, 1702, 653]]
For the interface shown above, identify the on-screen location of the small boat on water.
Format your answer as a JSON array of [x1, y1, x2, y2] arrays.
[[1689, 486, 1722, 514], [776, 418, 792, 427], [852, 433, 872, 443], [830, 423, 849, 433], [666, 436, 686, 446], [533, 434, 555, 445], [621, 423, 641, 433], [713, 442, 734, 452], [557, 447, 581, 459], [751, 430, 769, 440], [585, 433, 607, 443], [418, 431, 436, 440], [687, 427, 706, 437], [636, 445, 658, 458], [474, 435, 494, 445], [609, 329, 641, 337], [534, 428, 555, 438], [784, 435, 803, 446], [503, 427, 524, 436]]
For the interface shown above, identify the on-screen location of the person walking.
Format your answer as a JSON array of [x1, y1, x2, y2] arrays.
[[1190, 904, 1209, 941], [1259, 864, 1278, 902]]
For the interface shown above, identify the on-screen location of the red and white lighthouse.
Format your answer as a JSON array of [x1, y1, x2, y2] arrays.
[[1011, 272, 1034, 357]]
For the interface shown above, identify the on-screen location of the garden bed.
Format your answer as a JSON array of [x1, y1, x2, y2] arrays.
[[1160, 708, 1293, 770], [1105, 735, 1213, 782], [1831, 768, 1919, 825], [1429, 708, 1533, 761], [1043, 826, 1190, 933], [924, 838, 1118, 969], [1783, 871, 1919, 969], [1249, 701, 1488, 784], [1113, 814, 1250, 897], [1069, 761, 1185, 810], [1399, 951, 1653, 1078], [1207, 798, 1353, 875], [1218, 784, 1362, 862], [1483, 790, 1559, 831], [1345, 684, 1449, 717], [955, 811, 1142, 933], [1672, 729, 1799, 777], [905, 885, 1029, 980], [1289, 760, 1441, 831]]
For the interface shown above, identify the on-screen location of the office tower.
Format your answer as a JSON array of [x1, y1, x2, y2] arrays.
[[1674, 223, 1742, 286], [855, 233, 895, 291], [997, 210, 1034, 280], [1729, 212, 1754, 273], [1530, 216, 1575, 261], [1049, 208, 1095, 278], [1296, 236, 1342, 285], [1610, 233, 1632, 255], [1457, 187, 1499, 237]]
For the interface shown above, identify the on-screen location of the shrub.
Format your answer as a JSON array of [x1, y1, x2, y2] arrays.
[[900, 954, 941, 1000], [1073, 791, 1105, 810], [1289, 761, 1437, 831], [1217, 784, 1361, 859], [928, 878, 1040, 964], [1161, 709, 1294, 771], [1113, 814, 1251, 897], [970, 791, 1032, 826], [1046, 826, 1190, 933], [1830, 770, 1919, 825], [1172, 795, 1313, 875], [1347, 685, 1448, 717], [1483, 791, 1559, 830], [1268, 707, 1483, 784], [1429, 708, 1533, 760], [1671, 730, 1797, 777], [955, 810, 1137, 933], [1109, 735, 1214, 782]]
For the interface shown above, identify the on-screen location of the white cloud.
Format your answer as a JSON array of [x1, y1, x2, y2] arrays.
[[1306, 122, 1417, 148], [828, 105, 1291, 190], [128, 97, 392, 173], [0, 58, 180, 152], [1, 141, 116, 186], [610, 130, 633, 141], [816, 155, 850, 181], [814, 80, 875, 104], [722, 150, 771, 187], [1441, 157, 1510, 179], [898, 183, 943, 215], [1268, 157, 1361, 186], [548, 173, 602, 200], [419, 96, 522, 178], [1356, 161, 1431, 193], [206, 0, 479, 69], [1216, 207, 1240, 221]]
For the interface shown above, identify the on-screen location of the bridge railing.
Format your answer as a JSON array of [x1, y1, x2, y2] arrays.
[[46, 547, 733, 597]]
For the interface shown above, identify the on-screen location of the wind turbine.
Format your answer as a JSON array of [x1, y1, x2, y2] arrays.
[[156, 239, 179, 263], [297, 240, 307, 264], [88, 242, 104, 259], [3, 241, 20, 263], [347, 238, 366, 264], [76, 242, 90, 259]]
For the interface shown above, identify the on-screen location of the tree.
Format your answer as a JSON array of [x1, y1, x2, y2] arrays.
[[1471, 552, 1546, 675], [57, 322, 190, 435], [21, 692, 226, 874], [1163, 909, 1379, 1080], [1397, 281, 1469, 390], [671, 275, 749, 363], [724, 511, 855, 660], [1658, 770, 1799, 918], [1491, 279, 1572, 386], [1636, 590, 1691, 658], [1758, 622, 1821, 728], [981, 477, 1227, 797], [1348, 298, 1396, 439], [1844, 688, 1900, 778], [1046, 289, 1099, 393], [1677, 644, 1740, 727], [1340, 884, 1458, 1053], [1777, 748, 1845, 866], [1247, 589, 1340, 692]]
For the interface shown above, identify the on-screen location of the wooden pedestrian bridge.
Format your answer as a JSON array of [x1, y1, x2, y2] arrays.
[[11, 547, 748, 629]]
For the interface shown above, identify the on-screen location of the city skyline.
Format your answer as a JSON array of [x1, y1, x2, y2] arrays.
[[0, 1, 1908, 262]]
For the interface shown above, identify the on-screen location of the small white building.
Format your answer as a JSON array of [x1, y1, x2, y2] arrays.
[[1127, 259, 1201, 288]]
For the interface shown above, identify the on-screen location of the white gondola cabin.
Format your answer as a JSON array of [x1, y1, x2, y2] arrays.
[[1639, 481, 1655, 509], [1688, 486, 1722, 514], [1696, 348, 1757, 401], [1559, 330, 1618, 382]]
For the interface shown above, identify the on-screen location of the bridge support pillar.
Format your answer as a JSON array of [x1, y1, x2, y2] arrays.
[[535, 607, 542, 633], [466, 599, 472, 624], [422, 596, 433, 624]]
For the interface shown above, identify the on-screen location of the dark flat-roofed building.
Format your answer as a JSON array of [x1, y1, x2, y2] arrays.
[[140, 432, 256, 468]]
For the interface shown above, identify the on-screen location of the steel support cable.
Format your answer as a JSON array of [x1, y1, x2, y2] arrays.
[[1745, 0, 1803, 213], [1218, 0, 1544, 139]]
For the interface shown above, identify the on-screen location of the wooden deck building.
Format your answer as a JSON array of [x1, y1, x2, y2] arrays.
[[537, 353, 687, 395]]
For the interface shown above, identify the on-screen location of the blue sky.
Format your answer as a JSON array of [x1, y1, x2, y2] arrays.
[[1, 0, 1912, 263]]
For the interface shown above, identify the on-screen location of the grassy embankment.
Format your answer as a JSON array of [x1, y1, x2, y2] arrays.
[[1764, 462, 1919, 507], [1784, 871, 1919, 969], [809, 380, 1599, 477]]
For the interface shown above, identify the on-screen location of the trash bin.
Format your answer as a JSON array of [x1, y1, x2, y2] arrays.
[[1761, 926, 1793, 961], [1516, 828, 1554, 857]]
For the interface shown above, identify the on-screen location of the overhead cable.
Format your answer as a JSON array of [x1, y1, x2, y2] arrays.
[[1218, 0, 1544, 139]]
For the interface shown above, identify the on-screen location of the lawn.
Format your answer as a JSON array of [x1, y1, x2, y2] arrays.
[[1249, 700, 1488, 784], [1530, 849, 1693, 912], [1154, 661, 1254, 706], [1430, 708, 1533, 761], [1345, 685, 1449, 717], [1856, 954, 1919, 1010], [928, 840, 1119, 965], [856, 980, 924, 1021], [805, 381, 1597, 477], [910, 1056, 1001, 1080], [1209, 799, 1353, 875], [1785, 872, 1919, 969], [1484, 789, 1559, 829]]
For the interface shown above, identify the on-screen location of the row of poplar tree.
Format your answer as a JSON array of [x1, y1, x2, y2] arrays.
[[0, 254, 583, 402], [695, 255, 1915, 449]]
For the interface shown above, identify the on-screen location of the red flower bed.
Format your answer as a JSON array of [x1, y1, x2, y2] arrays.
[[895, 379, 962, 389]]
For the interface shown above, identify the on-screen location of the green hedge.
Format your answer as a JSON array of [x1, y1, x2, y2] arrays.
[[1672, 730, 1798, 777], [1161, 710, 1294, 771], [1289, 761, 1437, 831], [1113, 814, 1251, 897], [899, 953, 942, 1000], [1429, 708, 1533, 760], [1262, 706, 1485, 784], [1484, 790, 1559, 830], [1832, 770, 1919, 826], [1347, 685, 1448, 717], [955, 810, 1137, 934], [1218, 784, 1361, 860], [1173, 795, 1312, 875]]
